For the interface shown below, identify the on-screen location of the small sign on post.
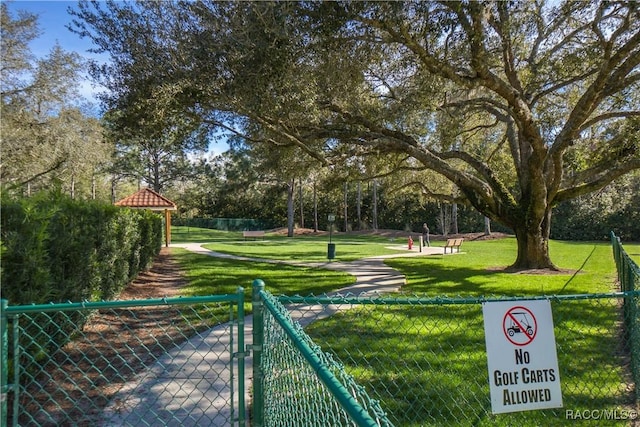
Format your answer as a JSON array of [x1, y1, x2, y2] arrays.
[[483, 299, 563, 414]]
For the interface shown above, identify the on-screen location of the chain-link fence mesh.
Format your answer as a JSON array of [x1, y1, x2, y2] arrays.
[[253, 283, 394, 427], [2, 237, 638, 426], [612, 231, 639, 294], [172, 217, 272, 231], [611, 231, 640, 404], [277, 292, 639, 426], [1, 294, 246, 427]]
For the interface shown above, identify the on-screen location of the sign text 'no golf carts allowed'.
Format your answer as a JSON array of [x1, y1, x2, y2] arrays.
[[483, 300, 563, 414]]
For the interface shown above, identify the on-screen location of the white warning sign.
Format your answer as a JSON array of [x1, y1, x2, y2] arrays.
[[483, 299, 563, 414]]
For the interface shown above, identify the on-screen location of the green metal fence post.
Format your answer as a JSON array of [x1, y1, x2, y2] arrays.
[[252, 279, 265, 427], [236, 287, 246, 426], [1, 300, 7, 427]]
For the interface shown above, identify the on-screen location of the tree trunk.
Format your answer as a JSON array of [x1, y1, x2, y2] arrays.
[[372, 180, 378, 231], [343, 181, 348, 232], [313, 179, 318, 232], [287, 178, 295, 238], [357, 181, 362, 230], [511, 210, 556, 270], [111, 179, 117, 204], [299, 177, 304, 229], [452, 203, 458, 234], [438, 203, 450, 236], [484, 216, 491, 236]]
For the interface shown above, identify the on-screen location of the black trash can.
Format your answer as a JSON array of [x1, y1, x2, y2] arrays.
[[327, 243, 336, 260]]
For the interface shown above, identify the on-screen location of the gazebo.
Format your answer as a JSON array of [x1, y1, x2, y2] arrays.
[[114, 188, 178, 247]]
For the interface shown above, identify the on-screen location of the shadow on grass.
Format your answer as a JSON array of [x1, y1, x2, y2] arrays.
[[386, 258, 545, 297], [172, 248, 355, 300], [305, 295, 634, 427]]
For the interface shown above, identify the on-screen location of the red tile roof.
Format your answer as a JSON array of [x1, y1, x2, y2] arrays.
[[114, 188, 177, 210]]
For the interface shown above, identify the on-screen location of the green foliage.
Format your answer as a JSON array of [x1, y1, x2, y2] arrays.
[[552, 174, 640, 241], [71, 0, 640, 269], [1, 4, 111, 197], [0, 193, 56, 304], [1, 192, 162, 305], [1, 192, 163, 372]]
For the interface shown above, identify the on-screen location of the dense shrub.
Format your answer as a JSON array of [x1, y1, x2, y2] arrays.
[[0, 194, 55, 304], [1, 192, 162, 368], [1, 192, 162, 305]]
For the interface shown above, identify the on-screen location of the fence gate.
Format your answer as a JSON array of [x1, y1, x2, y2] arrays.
[[1, 290, 247, 427]]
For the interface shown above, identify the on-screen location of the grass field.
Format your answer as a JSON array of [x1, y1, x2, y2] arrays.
[[171, 226, 639, 426], [171, 247, 355, 302], [387, 238, 624, 295], [303, 240, 637, 426]]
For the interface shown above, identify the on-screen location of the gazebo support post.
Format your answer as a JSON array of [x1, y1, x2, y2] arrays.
[[165, 209, 171, 247]]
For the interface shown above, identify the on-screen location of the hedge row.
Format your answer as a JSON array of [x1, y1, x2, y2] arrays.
[[1, 192, 163, 306]]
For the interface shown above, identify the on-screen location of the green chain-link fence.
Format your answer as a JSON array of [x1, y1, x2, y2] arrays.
[[1, 236, 639, 426], [172, 217, 272, 231], [276, 291, 639, 426], [252, 280, 393, 427], [612, 231, 639, 293], [612, 231, 640, 404], [1, 292, 247, 427]]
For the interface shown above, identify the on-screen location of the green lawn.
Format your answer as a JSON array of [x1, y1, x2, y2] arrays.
[[304, 239, 639, 426], [200, 239, 409, 262], [170, 227, 639, 426], [172, 226, 244, 242], [174, 225, 431, 261], [171, 247, 356, 302], [387, 238, 623, 295]]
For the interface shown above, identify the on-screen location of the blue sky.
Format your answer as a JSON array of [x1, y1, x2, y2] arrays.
[[5, 0, 228, 156], [5, 1, 91, 57], [5, 0, 105, 103]]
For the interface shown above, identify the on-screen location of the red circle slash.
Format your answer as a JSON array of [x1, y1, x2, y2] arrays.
[[502, 306, 537, 346]]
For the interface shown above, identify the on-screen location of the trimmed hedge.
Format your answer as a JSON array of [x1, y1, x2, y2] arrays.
[[1, 192, 162, 306]]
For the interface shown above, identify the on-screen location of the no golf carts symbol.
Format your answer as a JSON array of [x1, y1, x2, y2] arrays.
[[503, 306, 537, 346], [483, 300, 563, 414]]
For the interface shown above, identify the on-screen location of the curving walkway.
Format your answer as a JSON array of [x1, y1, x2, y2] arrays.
[[172, 242, 445, 295], [102, 242, 446, 426]]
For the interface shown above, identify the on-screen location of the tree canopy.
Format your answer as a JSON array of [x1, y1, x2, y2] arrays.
[[1, 3, 109, 197], [72, 0, 640, 270]]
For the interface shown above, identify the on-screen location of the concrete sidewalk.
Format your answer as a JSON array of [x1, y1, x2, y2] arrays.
[[171, 242, 445, 296], [101, 242, 445, 426]]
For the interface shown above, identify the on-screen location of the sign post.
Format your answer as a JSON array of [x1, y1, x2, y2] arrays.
[[483, 299, 563, 414]]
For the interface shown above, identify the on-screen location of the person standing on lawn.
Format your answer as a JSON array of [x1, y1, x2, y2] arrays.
[[422, 222, 430, 247]]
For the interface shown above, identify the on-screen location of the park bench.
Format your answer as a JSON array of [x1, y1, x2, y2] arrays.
[[444, 238, 463, 254], [243, 230, 265, 240]]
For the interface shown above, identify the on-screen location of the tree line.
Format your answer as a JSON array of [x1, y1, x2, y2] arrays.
[[2, 2, 638, 271], [175, 146, 639, 241], [68, 1, 639, 270]]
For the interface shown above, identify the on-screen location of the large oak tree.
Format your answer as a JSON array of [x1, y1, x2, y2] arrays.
[[73, 1, 639, 269]]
